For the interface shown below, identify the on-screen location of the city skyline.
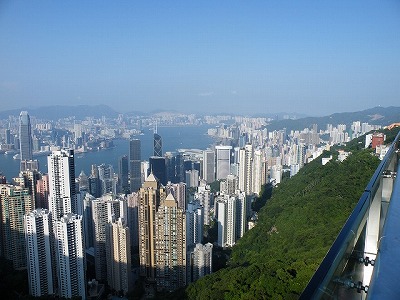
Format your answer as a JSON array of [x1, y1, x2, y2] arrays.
[[1, 1, 399, 116]]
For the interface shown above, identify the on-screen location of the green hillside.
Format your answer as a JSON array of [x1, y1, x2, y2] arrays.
[[185, 148, 381, 299]]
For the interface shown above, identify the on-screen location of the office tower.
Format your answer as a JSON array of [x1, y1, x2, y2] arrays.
[[98, 164, 117, 195], [127, 192, 139, 249], [5, 128, 11, 144], [165, 152, 176, 183], [138, 173, 166, 283], [185, 169, 199, 188], [239, 144, 253, 195], [215, 145, 232, 180], [77, 171, 89, 193], [129, 139, 141, 192], [165, 182, 186, 210], [186, 202, 204, 249], [48, 149, 77, 219], [153, 133, 162, 157], [189, 243, 213, 283], [149, 156, 166, 185], [83, 194, 95, 249], [19, 111, 33, 161], [54, 214, 86, 300], [36, 174, 49, 209], [175, 152, 185, 182], [154, 193, 186, 291], [0, 184, 34, 269], [202, 149, 215, 183], [119, 155, 129, 193], [89, 165, 101, 198], [24, 209, 54, 297], [106, 218, 131, 295], [92, 196, 125, 281]]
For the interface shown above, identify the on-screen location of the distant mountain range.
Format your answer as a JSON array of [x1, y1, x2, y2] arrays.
[[266, 106, 400, 132], [0, 105, 399, 130], [0, 105, 122, 120]]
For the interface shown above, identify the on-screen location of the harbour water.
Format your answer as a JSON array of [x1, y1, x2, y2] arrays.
[[0, 125, 215, 181]]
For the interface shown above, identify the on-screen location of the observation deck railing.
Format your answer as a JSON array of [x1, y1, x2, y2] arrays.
[[300, 131, 400, 300]]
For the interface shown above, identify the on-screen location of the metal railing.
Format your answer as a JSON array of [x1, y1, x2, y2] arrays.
[[300, 132, 400, 300]]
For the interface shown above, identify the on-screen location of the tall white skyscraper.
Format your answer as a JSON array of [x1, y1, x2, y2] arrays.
[[216, 194, 237, 248], [215, 145, 232, 180], [47, 149, 77, 219], [239, 144, 253, 195], [55, 214, 86, 300], [235, 191, 247, 240], [252, 149, 265, 195], [24, 209, 54, 297]]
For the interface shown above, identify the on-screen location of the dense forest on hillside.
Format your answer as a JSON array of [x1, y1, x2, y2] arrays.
[[185, 148, 381, 299]]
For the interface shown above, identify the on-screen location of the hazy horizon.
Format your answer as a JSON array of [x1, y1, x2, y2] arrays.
[[1, 1, 399, 116]]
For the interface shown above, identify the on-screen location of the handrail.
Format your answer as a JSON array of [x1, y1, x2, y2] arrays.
[[300, 131, 400, 299]]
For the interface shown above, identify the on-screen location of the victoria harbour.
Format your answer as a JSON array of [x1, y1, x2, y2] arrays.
[[0, 125, 214, 181]]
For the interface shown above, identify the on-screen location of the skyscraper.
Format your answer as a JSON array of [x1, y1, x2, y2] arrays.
[[119, 155, 129, 194], [153, 133, 162, 157], [138, 173, 166, 284], [24, 209, 54, 297], [129, 139, 141, 192], [202, 149, 215, 183], [189, 243, 213, 283], [54, 214, 86, 300], [138, 174, 187, 291], [19, 111, 33, 161], [0, 184, 34, 269], [215, 145, 232, 180], [216, 194, 237, 248], [186, 202, 204, 249], [149, 156, 166, 185], [47, 149, 77, 219], [239, 144, 253, 195], [92, 196, 124, 282], [106, 218, 131, 295], [97, 163, 117, 195], [154, 193, 186, 291]]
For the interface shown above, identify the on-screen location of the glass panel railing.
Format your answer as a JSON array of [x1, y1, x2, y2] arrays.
[[300, 132, 400, 300]]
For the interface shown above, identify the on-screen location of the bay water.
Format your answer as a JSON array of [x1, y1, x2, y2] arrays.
[[0, 125, 214, 181]]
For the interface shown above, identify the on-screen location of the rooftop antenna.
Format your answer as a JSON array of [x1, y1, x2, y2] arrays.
[[154, 120, 158, 134]]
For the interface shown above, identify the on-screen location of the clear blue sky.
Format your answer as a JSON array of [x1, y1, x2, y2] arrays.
[[0, 1, 399, 116]]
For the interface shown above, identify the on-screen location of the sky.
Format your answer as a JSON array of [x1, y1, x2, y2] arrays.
[[0, 1, 399, 116]]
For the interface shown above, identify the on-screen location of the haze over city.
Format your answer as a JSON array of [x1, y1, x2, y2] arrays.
[[1, 1, 399, 116]]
